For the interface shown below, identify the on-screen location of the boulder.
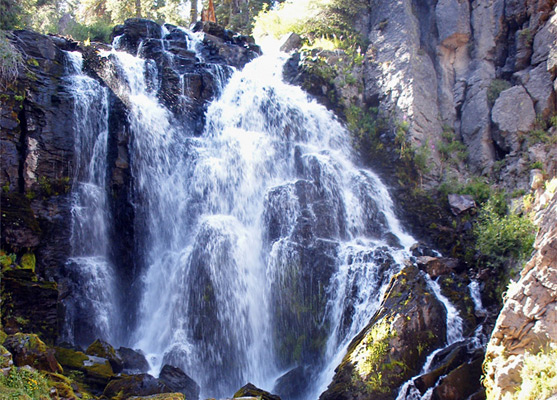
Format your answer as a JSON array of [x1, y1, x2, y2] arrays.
[[158, 364, 200, 400], [416, 256, 459, 278], [233, 383, 281, 400], [431, 356, 484, 400], [86, 339, 124, 373], [320, 266, 447, 400], [280, 33, 303, 53], [55, 346, 114, 393], [491, 85, 536, 152], [130, 395, 185, 400], [0, 344, 13, 368], [103, 374, 171, 399], [112, 18, 163, 55], [273, 366, 310, 400], [447, 194, 476, 215], [3, 333, 61, 373], [118, 346, 150, 373], [521, 62, 556, 118]]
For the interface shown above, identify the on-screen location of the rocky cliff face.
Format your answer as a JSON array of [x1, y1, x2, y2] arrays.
[[483, 186, 557, 399]]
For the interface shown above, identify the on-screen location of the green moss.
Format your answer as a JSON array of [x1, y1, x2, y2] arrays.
[[54, 347, 88, 370], [19, 253, 35, 272]]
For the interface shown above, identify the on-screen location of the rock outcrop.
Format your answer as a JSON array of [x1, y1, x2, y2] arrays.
[[320, 266, 447, 400], [484, 189, 557, 399]]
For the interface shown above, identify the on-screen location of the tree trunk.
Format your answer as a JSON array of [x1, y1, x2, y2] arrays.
[[135, 0, 142, 17], [190, 0, 198, 25]]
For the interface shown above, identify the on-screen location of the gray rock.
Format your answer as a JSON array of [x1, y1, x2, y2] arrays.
[[280, 32, 302, 53], [491, 85, 535, 152], [514, 28, 533, 71], [532, 13, 557, 66], [436, 0, 471, 49], [158, 364, 200, 400], [523, 62, 556, 118], [460, 62, 496, 170], [448, 194, 476, 215]]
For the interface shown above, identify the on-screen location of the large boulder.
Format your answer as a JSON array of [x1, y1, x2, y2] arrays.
[[233, 383, 281, 400], [491, 85, 536, 152], [55, 346, 114, 393], [86, 339, 124, 373], [3, 333, 61, 373], [320, 266, 447, 400], [118, 346, 150, 374], [103, 374, 171, 399], [158, 364, 200, 400]]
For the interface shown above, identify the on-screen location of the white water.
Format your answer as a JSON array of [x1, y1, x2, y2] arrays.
[[62, 51, 120, 347], [94, 33, 418, 397]]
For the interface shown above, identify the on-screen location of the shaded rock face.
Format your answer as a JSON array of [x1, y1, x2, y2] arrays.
[[320, 266, 447, 400], [484, 190, 557, 399], [158, 364, 200, 400]]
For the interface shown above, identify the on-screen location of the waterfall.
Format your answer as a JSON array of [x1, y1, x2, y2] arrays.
[[62, 51, 120, 347], [60, 24, 481, 399]]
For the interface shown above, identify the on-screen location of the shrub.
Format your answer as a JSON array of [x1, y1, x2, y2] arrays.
[[474, 198, 536, 267], [512, 345, 557, 400], [0, 366, 51, 399], [0, 31, 23, 90], [487, 79, 511, 105]]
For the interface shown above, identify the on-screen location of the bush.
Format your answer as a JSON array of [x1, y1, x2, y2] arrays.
[[487, 79, 511, 105], [474, 198, 536, 267], [0, 366, 51, 399], [512, 345, 557, 400], [0, 31, 24, 89]]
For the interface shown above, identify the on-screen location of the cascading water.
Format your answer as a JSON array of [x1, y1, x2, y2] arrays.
[[64, 24, 473, 399], [62, 51, 121, 347], [102, 31, 420, 397]]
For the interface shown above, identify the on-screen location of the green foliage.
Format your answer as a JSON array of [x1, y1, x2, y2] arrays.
[[65, 20, 113, 43], [0, 366, 51, 399], [530, 160, 544, 170], [510, 345, 557, 400], [254, 0, 368, 53], [474, 198, 536, 267], [0, 250, 17, 270], [487, 79, 511, 105], [0, 32, 24, 90], [437, 127, 468, 165]]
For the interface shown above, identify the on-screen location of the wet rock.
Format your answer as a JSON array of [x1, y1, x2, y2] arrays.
[[86, 339, 124, 373], [103, 374, 171, 399], [0, 193, 41, 249], [118, 347, 150, 374], [158, 364, 200, 400], [431, 356, 484, 400], [233, 383, 281, 400], [415, 341, 483, 394], [320, 266, 446, 400], [447, 194, 476, 215], [55, 346, 114, 393], [113, 18, 163, 55], [3, 333, 61, 373], [491, 85, 536, 152], [0, 269, 58, 343], [410, 243, 438, 258], [273, 366, 310, 400], [130, 395, 185, 400], [416, 256, 459, 278]]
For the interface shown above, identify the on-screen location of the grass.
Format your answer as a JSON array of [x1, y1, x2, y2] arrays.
[[0, 31, 24, 90], [512, 345, 557, 400]]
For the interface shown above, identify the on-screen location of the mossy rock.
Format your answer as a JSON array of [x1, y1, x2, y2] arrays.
[[55, 346, 114, 393], [129, 394, 186, 400], [103, 374, 171, 399], [0, 344, 13, 368], [86, 339, 123, 372], [320, 266, 447, 400], [4, 333, 62, 373], [0, 330, 8, 344], [19, 253, 36, 272], [233, 383, 281, 400], [45, 372, 77, 398]]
